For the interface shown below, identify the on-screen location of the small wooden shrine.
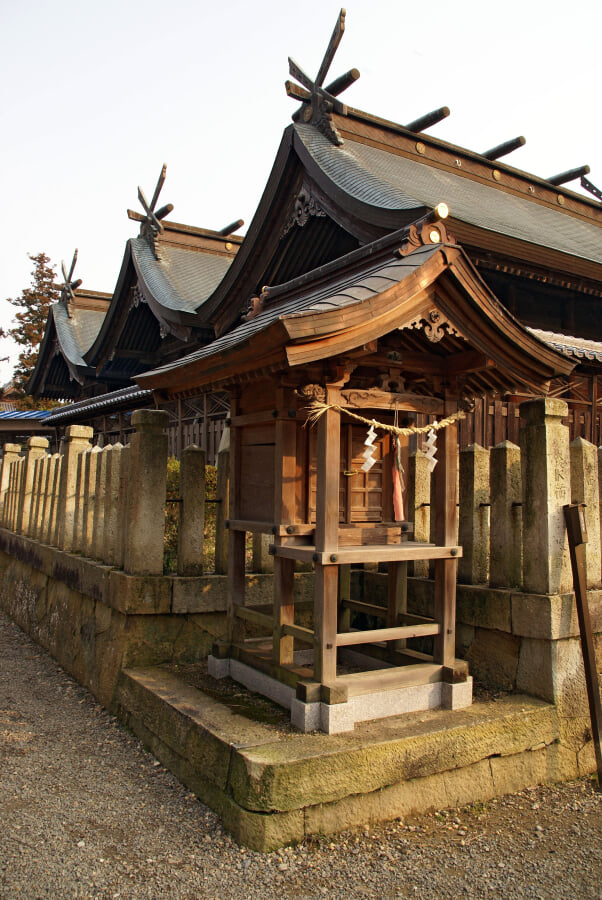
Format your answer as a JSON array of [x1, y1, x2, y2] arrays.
[[140, 232, 573, 731], [137, 10, 582, 730]]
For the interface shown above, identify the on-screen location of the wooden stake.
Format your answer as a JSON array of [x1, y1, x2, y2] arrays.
[[564, 503, 602, 789]]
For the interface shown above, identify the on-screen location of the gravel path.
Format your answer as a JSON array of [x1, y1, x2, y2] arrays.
[[1, 609, 601, 900]]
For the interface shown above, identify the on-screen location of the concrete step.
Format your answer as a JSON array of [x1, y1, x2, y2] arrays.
[[115, 665, 564, 851]]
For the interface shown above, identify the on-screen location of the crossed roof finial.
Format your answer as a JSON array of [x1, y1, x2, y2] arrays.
[[286, 8, 359, 146], [127, 164, 174, 247], [60, 249, 82, 317]]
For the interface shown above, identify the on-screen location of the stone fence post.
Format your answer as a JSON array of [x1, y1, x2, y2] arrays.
[[55, 426, 94, 551], [16, 437, 49, 536], [458, 444, 489, 584], [215, 427, 230, 575], [0, 444, 21, 525], [520, 398, 571, 594], [103, 443, 123, 566], [41, 454, 60, 545], [178, 444, 206, 576], [489, 440, 522, 588], [82, 446, 102, 558], [570, 436, 601, 588], [124, 410, 169, 576]]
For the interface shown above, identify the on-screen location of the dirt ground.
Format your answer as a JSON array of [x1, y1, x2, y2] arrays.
[[1, 609, 601, 900]]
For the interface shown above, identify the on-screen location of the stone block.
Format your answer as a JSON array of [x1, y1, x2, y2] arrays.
[[108, 570, 172, 615], [456, 585, 512, 632], [516, 636, 590, 715], [490, 747, 552, 795], [290, 699, 321, 732], [442, 677, 473, 710], [208, 655, 230, 678], [511, 592, 578, 640], [320, 702, 355, 734], [172, 575, 227, 614], [465, 628, 520, 690], [443, 758, 495, 807], [229, 696, 559, 813]]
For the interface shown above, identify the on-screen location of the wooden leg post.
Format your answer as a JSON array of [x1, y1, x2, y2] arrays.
[[314, 565, 338, 684], [273, 556, 295, 665], [433, 401, 459, 668]]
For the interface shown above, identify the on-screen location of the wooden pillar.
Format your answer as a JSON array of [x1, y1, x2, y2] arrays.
[[313, 393, 340, 685], [272, 391, 297, 667], [433, 400, 458, 668], [226, 395, 245, 644]]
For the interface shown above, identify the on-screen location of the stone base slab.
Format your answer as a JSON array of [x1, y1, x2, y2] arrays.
[[208, 655, 473, 733], [115, 665, 571, 851]]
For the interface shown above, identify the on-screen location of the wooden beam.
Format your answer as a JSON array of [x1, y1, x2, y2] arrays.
[[335, 622, 440, 647]]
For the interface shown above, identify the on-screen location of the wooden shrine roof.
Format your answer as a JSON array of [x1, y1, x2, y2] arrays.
[[138, 233, 575, 399], [28, 288, 111, 398], [85, 220, 241, 374], [294, 119, 602, 267]]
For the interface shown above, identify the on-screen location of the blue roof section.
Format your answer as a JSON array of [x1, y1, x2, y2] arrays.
[[0, 410, 52, 420]]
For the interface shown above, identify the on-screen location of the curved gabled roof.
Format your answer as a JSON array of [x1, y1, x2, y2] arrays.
[[294, 121, 602, 266], [28, 289, 111, 398], [137, 234, 574, 399], [85, 220, 241, 377]]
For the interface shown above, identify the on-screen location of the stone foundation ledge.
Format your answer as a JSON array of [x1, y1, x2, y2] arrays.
[[208, 655, 472, 733], [0, 527, 313, 615], [114, 665, 572, 851]]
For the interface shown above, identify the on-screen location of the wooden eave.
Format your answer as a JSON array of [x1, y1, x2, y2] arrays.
[[452, 220, 602, 288], [138, 241, 574, 401], [281, 244, 573, 393], [85, 246, 137, 371], [139, 319, 291, 397]]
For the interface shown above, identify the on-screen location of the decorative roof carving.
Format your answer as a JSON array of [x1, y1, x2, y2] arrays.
[[397, 218, 452, 257], [286, 8, 359, 147], [59, 249, 82, 318], [406, 309, 464, 343], [281, 184, 326, 237], [126, 164, 174, 256]]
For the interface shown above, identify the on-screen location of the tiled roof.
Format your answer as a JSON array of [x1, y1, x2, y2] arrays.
[[43, 385, 153, 425], [131, 237, 234, 314], [294, 124, 602, 266], [52, 302, 106, 369], [528, 328, 602, 362]]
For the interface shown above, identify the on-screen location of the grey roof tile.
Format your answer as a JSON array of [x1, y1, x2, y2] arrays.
[[295, 124, 602, 266]]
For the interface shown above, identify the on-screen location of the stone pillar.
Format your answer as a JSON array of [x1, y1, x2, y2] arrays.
[[56, 426, 94, 551], [124, 410, 169, 576], [16, 437, 49, 536], [0, 444, 21, 525], [103, 443, 123, 566], [81, 447, 101, 557], [215, 428, 230, 575], [30, 456, 46, 539], [178, 444, 206, 576], [8, 460, 23, 531], [41, 454, 60, 545], [252, 533, 274, 574], [520, 398, 571, 594], [91, 445, 110, 560], [72, 450, 86, 553], [458, 444, 490, 585], [407, 449, 430, 577], [490, 440, 522, 588], [570, 436, 601, 588], [114, 445, 130, 570]]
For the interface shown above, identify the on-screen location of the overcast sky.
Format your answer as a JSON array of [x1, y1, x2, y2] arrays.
[[1, 0, 601, 385]]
